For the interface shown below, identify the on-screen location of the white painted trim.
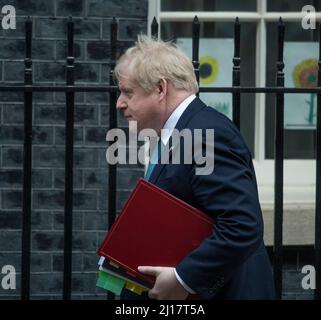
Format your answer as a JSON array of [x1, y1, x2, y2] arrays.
[[257, 0, 267, 14], [160, 10, 321, 22], [264, 12, 321, 21], [254, 160, 316, 205], [255, 0, 267, 162]]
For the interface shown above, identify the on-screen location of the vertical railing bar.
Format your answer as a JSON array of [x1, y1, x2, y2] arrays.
[[21, 16, 33, 301], [192, 16, 200, 96], [314, 22, 321, 300], [107, 17, 118, 301], [232, 17, 241, 129], [63, 16, 75, 300], [151, 17, 159, 38], [273, 17, 285, 300]]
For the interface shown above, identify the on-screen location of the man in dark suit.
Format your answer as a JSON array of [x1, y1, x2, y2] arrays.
[[115, 35, 275, 300]]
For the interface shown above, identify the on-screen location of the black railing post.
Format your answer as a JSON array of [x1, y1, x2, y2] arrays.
[[314, 23, 321, 300], [192, 16, 200, 95], [63, 16, 75, 300], [21, 16, 33, 301], [232, 17, 241, 129], [107, 17, 118, 300], [151, 17, 158, 38], [273, 17, 285, 300]]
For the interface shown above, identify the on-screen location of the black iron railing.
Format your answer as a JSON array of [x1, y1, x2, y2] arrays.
[[273, 17, 285, 300], [0, 15, 320, 300], [63, 17, 75, 301]]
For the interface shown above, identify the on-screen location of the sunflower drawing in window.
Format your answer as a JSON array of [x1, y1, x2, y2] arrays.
[[199, 55, 228, 115], [292, 59, 318, 126], [199, 55, 219, 85]]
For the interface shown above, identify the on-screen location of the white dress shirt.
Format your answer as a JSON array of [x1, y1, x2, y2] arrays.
[[160, 94, 196, 146]]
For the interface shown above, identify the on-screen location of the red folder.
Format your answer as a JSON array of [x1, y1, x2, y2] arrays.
[[98, 178, 214, 286]]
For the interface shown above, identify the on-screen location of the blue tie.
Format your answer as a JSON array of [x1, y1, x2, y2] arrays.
[[145, 139, 164, 181]]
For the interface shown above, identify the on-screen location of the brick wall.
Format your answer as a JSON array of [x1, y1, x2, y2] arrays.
[[0, 0, 146, 299], [267, 246, 315, 300]]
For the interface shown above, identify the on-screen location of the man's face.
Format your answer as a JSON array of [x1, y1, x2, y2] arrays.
[[116, 61, 164, 134]]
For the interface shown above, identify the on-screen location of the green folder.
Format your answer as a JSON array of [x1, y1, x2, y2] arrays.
[[96, 270, 125, 295]]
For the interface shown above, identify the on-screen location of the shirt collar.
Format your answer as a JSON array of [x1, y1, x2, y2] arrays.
[[160, 94, 196, 146]]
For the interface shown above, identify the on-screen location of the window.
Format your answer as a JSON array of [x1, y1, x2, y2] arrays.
[[148, 0, 319, 212], [161, 0, 257, 12], [265, 22, 319, 159], [267, 0, 320, 12]]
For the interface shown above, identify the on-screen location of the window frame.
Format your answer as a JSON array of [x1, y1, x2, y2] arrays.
[[148, 0, 319, 206]]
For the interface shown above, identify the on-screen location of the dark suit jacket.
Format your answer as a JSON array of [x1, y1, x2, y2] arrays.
[[147, 97, 275, 300]]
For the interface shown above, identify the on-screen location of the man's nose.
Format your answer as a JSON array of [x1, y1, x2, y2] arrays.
[[116, 97, 126, 110]]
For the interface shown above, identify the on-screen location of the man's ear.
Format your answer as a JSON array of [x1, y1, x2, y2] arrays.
[[157, 78, 167, 101]]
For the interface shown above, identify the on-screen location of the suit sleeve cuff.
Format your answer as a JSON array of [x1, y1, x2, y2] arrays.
[[174, 269, 196, 294]]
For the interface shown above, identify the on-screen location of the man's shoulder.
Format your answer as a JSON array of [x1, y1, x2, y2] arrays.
[[188, 103, 237, 134], [184, 100, 250, 152]]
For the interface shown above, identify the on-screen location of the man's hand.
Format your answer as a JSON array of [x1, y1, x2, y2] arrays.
[[138, 266, 189, 300]]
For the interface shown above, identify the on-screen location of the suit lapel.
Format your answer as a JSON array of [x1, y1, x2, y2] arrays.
[[148, 97, 207, 184]]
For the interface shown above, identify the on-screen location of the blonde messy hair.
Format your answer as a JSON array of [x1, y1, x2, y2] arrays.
[[114, 35, 199, 93]]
